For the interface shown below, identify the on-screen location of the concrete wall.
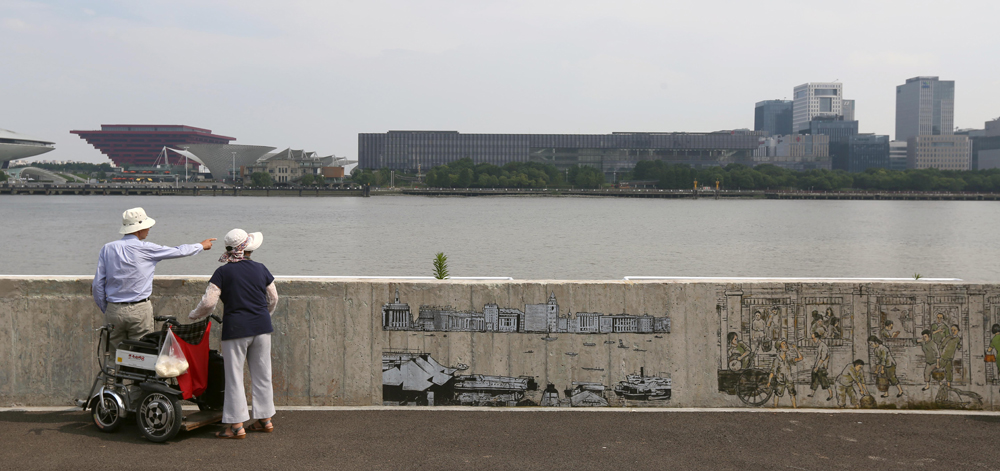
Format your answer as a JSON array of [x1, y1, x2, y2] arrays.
[[2, 276, 998, 410]]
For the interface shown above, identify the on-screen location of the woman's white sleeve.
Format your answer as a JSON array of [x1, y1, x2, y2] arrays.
[[266, 282, 278, 315], [188, 283, 221, 320]]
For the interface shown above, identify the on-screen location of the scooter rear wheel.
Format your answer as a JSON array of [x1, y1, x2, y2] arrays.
[[91, 391, 124, 433], [135, 391, 182, 443]]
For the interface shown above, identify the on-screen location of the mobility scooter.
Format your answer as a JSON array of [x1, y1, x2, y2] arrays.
[[77, 315, 225, 442]]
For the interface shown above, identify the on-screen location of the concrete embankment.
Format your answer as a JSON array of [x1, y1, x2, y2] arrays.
[[2, 276, 998, 410]]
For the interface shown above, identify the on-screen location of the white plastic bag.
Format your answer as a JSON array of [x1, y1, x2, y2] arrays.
[[155, 329, 189, 378]]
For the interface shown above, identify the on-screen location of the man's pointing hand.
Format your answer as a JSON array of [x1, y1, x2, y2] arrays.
[[201, 238, 218, 250]]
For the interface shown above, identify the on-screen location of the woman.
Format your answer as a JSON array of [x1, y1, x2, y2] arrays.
[[189, 229, 278, 439]]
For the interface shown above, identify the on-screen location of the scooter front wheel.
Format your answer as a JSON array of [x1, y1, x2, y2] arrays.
[[91, 391, 125, 433], [135, 391, 182, 443]]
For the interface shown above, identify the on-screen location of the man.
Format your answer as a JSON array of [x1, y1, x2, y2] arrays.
[[807, 330, 833, 401], [769, 339, 802, 408], [939, 324, 963, 387], [881, 319, 899, 339], [869, 335, 903, 398], [931, 313, 949, 347], [727, 332, 751, 370], [836, 360, 868, 408], [918, 329, 940, 391], [988, 324, 1000, 379], [93, 207, 216, 349]]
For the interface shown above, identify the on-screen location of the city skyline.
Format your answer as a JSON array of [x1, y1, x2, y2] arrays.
[[2, 1, 998, 165]]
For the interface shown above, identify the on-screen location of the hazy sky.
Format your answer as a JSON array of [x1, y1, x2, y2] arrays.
[[3, 0, 998, 164]]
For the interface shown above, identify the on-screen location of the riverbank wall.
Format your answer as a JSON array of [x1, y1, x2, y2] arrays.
[[3, 276, 998, 410]]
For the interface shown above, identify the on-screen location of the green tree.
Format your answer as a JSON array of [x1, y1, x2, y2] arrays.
[[457, 168, 474, 187], [300, 174, 315, 186], [0, 170, 8, 182], [250, 172, 273, 187]]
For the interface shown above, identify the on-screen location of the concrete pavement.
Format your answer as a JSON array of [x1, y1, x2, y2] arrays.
[[2, 409, 998, 470]]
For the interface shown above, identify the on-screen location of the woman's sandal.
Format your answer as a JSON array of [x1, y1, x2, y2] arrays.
[[216, 423, 246, 439], [248, 418, 274, 433]]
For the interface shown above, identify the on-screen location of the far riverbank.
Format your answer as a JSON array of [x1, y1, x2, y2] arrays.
[[4, 183, 1000, 200]]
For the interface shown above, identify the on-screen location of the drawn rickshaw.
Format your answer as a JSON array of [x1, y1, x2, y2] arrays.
[[718, 347, 775, 407]]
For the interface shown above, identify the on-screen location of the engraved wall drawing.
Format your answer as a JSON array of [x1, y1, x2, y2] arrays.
[[717, 284, 990, 409]]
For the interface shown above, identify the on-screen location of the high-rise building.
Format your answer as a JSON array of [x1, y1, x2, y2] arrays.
[[792, 82, 844, 133], [842, 99, 856, 122], [847, 134, 889, 172], [895, 76, 955, 142], [906, 135, 970, 170], [754, 100, 793, 137], [798, 117, 859, 171], [889, 141, 908, 171], [71, 125, 235, 167], [964, 118, 1000, 170]]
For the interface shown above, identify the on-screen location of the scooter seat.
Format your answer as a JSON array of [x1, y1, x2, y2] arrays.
[[119, 338, 159, 352]]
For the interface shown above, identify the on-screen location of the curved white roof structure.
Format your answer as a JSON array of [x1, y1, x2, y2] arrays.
[[179, 144, 276, 180], [0, 128, 55, 163]]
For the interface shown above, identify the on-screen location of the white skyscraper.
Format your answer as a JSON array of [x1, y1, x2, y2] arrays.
[[792, 82, 844, 133], [895, 76, 955, 142]]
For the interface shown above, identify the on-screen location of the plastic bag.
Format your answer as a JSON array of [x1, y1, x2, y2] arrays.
[[155, 329, 190, 378]]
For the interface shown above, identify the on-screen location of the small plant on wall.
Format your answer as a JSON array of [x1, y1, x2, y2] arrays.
[[433, 252, 449, 280]]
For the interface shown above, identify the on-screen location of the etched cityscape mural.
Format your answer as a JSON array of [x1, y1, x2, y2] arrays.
[[717, 283, 997, 409], [381, 290, 672, 407], [382, 290, 671, 334]]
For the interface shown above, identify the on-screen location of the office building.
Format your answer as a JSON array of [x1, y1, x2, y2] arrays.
[[754, 100, 793, 137], [0, 128, 55, 168], [847, 134, 890, 172], [798, 117, 859, 171], [753, 134, 830, 171], [906, 135, 970, 170], [889, 141, 908, 171], [966, 118, 1000, 170], [842, 100, 856, 122], [71, 125, 234, 167], [358, 131, 764, 175], [895, 77, 955, 142], [792, 82, 844, 133]]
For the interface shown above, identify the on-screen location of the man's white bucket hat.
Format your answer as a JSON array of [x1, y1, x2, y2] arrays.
[[223, 228, 263, 252], [119, 207, 156, 234]]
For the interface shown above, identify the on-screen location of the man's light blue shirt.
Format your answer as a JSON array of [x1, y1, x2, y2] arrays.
[[93, 235, 203, 313]]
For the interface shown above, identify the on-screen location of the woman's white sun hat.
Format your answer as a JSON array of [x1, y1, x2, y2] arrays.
[[223, 228, 263, 252], [119, 207, 156, 234]]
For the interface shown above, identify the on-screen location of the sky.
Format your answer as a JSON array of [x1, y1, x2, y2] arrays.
[[2, 0, 999, 164]]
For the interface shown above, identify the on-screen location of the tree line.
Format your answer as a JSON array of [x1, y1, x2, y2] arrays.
[[632, 161, 1000, 192], [349, 158, 1000, 192], [352, 158, 606, 189]]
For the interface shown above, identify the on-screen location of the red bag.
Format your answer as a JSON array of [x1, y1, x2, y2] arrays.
[[173, 322, 212, 400]]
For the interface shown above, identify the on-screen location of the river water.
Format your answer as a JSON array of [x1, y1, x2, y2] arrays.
[[0, 195, 996, 281]]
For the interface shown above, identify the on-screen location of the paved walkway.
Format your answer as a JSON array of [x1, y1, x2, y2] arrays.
[[2, 408, 998, 470]]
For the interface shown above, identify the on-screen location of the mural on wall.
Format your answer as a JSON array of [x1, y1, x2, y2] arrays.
[[381, 290, 671, 407], [716, 284, 989, 409], [383, 290, 671, 334]]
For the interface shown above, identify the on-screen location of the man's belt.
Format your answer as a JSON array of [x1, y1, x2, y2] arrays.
[[111, 298, 149, 305]]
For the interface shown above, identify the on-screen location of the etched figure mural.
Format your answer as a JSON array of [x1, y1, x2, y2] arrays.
[[381, 289, 672, 407], [717, 283, 989, 409]]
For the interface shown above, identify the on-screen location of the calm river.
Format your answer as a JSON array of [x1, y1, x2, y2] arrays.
[[0, 195, 996, 281]]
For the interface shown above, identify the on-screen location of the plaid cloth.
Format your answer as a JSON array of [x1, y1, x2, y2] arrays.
[[165, 317, 212, 345]]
